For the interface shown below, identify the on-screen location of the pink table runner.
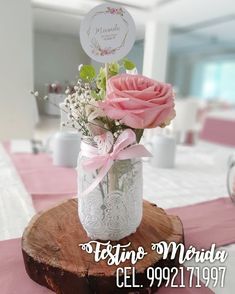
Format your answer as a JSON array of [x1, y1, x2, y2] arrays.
[[4, 143, 77, 211], [0, 238, 50, 294], [167, 197, 235, 250]]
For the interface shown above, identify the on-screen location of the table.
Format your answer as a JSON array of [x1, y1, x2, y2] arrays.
[[0, 144, 35, 240], [1, 141, 235, 293]]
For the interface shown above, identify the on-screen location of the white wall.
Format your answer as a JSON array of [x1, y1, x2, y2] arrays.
[[167, 54, 193, 96], [0, 0, 37, 139], [34, 31, 90, 113], [143, 22, 169, 81]]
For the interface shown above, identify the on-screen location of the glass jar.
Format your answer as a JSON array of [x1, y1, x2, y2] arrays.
[[227, 156, 235, 203], [77, 140, 143, 241]]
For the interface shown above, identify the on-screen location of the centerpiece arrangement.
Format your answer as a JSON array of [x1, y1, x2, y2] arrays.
[[24, 5, 183, 293], [34, 59, 175, 240]]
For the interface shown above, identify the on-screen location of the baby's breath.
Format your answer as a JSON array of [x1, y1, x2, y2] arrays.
[[31, 60, 138, 139]]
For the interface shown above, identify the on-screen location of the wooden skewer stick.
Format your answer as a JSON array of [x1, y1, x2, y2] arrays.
[[105, 62, 109, 83], [104, 62, 115, 192]]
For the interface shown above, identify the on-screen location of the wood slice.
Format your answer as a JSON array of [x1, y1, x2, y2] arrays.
[[22, 199, 184, 294]]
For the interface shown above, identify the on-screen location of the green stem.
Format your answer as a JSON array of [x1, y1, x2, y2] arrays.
[[135, 129, 144, 143]]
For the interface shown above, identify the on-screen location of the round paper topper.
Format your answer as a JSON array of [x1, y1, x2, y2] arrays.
[[80, 4, 136, 63]]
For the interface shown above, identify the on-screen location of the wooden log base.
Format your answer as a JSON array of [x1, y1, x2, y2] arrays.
[[22, 199, 184, 294]]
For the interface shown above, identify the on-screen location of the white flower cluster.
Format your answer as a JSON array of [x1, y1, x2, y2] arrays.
[[62, 80, 106, 136]]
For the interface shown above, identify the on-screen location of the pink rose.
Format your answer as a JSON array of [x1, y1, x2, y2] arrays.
[[101, 74, 175, 129]]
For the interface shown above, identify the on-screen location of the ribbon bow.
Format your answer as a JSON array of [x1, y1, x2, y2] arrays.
[[80, 129, 152, 196]]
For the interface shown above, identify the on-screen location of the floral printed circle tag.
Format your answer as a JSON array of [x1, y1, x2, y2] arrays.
[[80, 4, 136, 63]]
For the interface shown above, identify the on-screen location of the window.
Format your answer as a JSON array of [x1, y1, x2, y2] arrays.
[[191, 59, 235, 102]]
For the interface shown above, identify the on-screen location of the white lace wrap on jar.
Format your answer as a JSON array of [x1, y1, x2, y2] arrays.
[[77, 154, 143, 241]]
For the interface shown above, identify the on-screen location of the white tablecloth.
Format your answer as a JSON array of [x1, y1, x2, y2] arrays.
[[0, 144, 35, 240], [143, 142, 234, 208]]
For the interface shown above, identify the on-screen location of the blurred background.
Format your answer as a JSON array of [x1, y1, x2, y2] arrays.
[[0, 0, 235, 142]]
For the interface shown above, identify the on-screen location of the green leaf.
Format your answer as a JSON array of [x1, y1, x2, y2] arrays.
[[123, 59, 136, 70], [91, 89, 105, 101], [91, 90, 99, 100], [109, 62, 120, 77], [135, 129, 144, 143], [79, 65, 96, 81], [96, 67, 106, 91]]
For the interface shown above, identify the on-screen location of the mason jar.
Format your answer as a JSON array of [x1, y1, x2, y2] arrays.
[[227, 156, 235, 203], [77, 139, 143, 241]]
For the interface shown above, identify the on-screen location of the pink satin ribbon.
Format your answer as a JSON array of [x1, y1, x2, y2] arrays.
[[80, 129, 152, 196]]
